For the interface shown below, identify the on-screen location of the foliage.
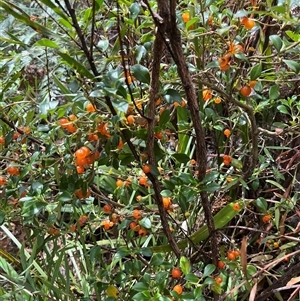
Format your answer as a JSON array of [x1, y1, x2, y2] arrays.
[[0, 0, 300, 300]]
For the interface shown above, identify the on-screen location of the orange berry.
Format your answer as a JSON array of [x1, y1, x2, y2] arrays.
[[19, 126, 30, 135], [101, 220, 114, 230], [218, 54, 231, 70], [190, 159, 196, 165], [162, 197, 172, 209], [59, 118, 69, 129], [75, 148, 86, 159], [227, 42, 244, 54], [214, 97, 222, 104], [86, 154, 94, 165], [141, 153, 148, 161], [155, 98, 162, 106], [78, 215, 89, 227], [76, 165, 85, 174], [154, 132, 163, 140], [48, 226, 60, 236], [0, 136, 5, 145], [81, 146, 91, 157], [215, 276, 223, 285], [249, 80, 258, 89], [13, 131, 21, 140], [87, 133, 98, 141], [208, 15, 213, 26], [7, 165, 20, 176], [132, 209, 142, 220], [75, 188, 91, 199], [171, 267, 182, 279], [116, 179, 124, 187], [223, 155, 231, 166], [103, 204, 112, 213], [138, 227, 147, 236], [182, 12, 190, 23], [159, 107, 165, 115], [69, 114, 77, 121], [127, 115, 135, 125], [217, 260, 226, 269], [117, 139, 124, 149], [273, 242, 279, 248], [0, 176, 7, 186], [224, 129, 231, 138], [262, 214, 272, 224], [66, 123, 77, 133], [142, 164, 151, 174], [68, 224, 77, 232], [232, 203, 240, 211], [202, 89, 212, 101], [124, 71, 135, 84], [138, 175, 148, 186], [75, 156, 88, 166], [226, 176, 233, 182], [129, 221, 138, 231], [233, 250, 240, 257], [97, 122, 111, 138], [240, 17, 255, 30], [240, 85, 252, 97], [227, 251, 236, 261], [125, 177, 132, 187], [86, 102, 96, 112], [136, 195, 142, 202], [110, 212, 119, 223], [173, 284, 183, 295]]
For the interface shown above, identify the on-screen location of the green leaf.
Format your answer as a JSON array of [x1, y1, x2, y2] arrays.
[[277, 105, 289, 114], [266, 180, 285, 192], [58, 52, 94, 79], [150, 254, 164, 266], [202, 182, 220, 192], [129, 2, 140, 20], [57, 191, 72, 202], [38, 0, 70, 22], [139, 248, 152, 257], [285, 30, 300, 42], [185, 273, 200, 283], [256, 197, 268, 212], [250, 63, 262, 80], [163, 89, 182, 103], [203, 264, 215, 278], [172, 153, 190, 164], [0, 1, 56, 37], [180, 256, 191, 275], [114, 247, 130, 260], [97, 39, 109, 51], [231, 158, 243, 169], [0, 211, 4, 225], [140, 217, 152, 229], [135, 45, 147, 63], [131, 64, 150, 84], [132, 282, 148, 292], [111, 99, 129, 113], [269, 35, 283, 52], [34, 38, 59, 48], [152, 202, 244, 253], [283, 59, 300, 74], [269, 85, 279, 100], [159, 109, 170, 126]]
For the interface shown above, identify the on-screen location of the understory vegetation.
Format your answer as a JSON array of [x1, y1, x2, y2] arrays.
[[0, 0, 300, 300]]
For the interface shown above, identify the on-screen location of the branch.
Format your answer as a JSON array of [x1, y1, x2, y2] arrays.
[[164, 0, 218, 265], [146, 0, 181, 258]]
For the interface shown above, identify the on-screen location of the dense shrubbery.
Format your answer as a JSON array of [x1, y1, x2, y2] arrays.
[[0, 0, 300, 300]]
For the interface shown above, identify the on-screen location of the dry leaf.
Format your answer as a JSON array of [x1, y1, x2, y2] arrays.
[[286, 276, 300, 287]]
